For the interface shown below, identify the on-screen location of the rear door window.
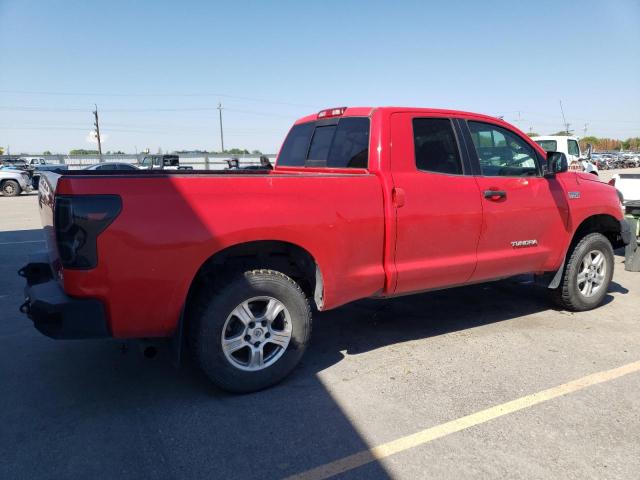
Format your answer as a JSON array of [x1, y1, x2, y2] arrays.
[[412, 118, 463, 175], [278, 117, 370, 168]]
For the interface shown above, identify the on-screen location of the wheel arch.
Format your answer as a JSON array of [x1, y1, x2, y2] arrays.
[[185, 240, 324, 313], [571, 213, 624, 251]]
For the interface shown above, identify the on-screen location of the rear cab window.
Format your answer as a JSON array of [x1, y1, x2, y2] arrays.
[[277, 117, 370, 169]]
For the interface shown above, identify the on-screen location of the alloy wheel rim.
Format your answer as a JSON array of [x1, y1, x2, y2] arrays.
[[3, 183, 15, 195], [577, 249, 606, 298], [221, 296, 292, 371]]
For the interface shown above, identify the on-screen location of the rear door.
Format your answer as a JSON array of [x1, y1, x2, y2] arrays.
[[390, 113, 483, 294], [463, 120, 570, 280]]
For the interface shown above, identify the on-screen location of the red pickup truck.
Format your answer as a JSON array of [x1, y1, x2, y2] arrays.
[[20, 107, 630, 392]]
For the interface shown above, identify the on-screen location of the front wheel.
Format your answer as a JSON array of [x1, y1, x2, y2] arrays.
[[1, 180, 21, 197], [189, 269, 312, 393], [550, 233, 614, 311]]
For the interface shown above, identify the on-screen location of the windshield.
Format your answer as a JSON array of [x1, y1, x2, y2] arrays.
[[278, 117, 370, 168], [535, 140, 557, 152]]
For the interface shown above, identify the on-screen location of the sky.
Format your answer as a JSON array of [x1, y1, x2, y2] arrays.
[[0, 0, 639, 154]]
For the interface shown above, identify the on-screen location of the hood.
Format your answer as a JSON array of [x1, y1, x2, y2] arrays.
[[574, 171, 601, 183]]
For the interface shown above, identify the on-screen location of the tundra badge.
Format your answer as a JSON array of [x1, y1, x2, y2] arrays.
[[511, 239, 538, 248]]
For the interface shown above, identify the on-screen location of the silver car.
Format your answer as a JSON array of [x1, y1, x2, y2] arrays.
[[0, 168, 33, 196]]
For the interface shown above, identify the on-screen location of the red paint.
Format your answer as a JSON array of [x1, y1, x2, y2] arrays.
[[44, 107, 623, 338]]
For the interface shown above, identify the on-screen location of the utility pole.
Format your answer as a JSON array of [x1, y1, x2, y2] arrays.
[[93, 104, 103, 159], [559, 100, 571, 135], [217, 102, 225, 153]]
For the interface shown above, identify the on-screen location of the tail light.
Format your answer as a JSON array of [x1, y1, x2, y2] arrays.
[[54, 195, 122, 269]]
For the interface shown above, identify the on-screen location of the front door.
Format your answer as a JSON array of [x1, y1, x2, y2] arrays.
[[464, 120, 570, 281], [391, 113, 483, 294]]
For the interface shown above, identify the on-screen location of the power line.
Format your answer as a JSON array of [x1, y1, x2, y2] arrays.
[[0, 89, 319, 109]]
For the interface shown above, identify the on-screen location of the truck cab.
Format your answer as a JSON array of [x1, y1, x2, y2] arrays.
[[532, 135, 598, 176]]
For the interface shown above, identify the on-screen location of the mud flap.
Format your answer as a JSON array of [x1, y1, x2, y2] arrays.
[[547, 256, 565, 289], [624, 217, 640, 272]]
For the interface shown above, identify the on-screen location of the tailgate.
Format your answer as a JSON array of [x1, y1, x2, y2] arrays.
[[617, 174, 640, 205], [36, 171, 62, 277]]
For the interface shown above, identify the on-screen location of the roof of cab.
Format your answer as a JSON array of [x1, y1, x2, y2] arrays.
[[293, 106, 512, 126]]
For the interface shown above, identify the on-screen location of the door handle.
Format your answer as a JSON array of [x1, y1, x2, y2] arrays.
[[483, 189, 507, 201]]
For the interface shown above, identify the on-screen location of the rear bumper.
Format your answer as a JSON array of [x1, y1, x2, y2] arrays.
[[19, 253, 109, 339]]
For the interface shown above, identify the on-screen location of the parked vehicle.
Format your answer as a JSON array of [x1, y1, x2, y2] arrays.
[[0, 168, 33, 196], [226, 156, 273, 170], [82, 162, 139, 171], [21, 157, 69, 172], [138, 154, 193, 170], [0, 158, 29, 170], [20, 106, 630, 392], [532, 136, 599, 175]]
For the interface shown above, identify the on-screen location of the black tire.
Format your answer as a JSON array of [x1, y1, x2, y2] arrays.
[[1, 180, 21, 197], [189, 269, 312, 393], [550, 233, 614, 311]]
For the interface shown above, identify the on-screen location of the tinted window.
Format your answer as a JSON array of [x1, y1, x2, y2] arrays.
[[468, 121, 539, 177], [141, 157, 151, 167], [412, 118, 462, 175], [278, 117, 369, 168], [163, 155, 179, 166], [118, 164, 137, 170], [327, 117, 369, 168], [277, 122, 315, 167], [308, 126, 337, 163], [535, 140, 557, 152], [568, 139, 580, 156]]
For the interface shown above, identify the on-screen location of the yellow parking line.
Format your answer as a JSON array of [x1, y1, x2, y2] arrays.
[[286, 360, 640, 480]]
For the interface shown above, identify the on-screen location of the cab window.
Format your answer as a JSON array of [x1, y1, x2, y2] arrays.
[[278, 117, 369, 168], [567, 139, 580, 157], [468, 121, 539, 177], [412, 118, 463, 175]]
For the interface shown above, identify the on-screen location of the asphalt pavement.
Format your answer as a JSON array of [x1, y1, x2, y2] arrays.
[[1, 192, 638, 480]]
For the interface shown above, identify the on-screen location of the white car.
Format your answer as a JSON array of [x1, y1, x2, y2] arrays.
[[0, 168, 33, 196], [532, 135, 599, 176]]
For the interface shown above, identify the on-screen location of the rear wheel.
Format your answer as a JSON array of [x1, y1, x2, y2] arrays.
[[1, 180, 21, 197], [189, 269, 312, 393], [551, 233, 614, 311]]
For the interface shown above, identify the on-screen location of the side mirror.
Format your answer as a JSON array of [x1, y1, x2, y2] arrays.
[[545, 151, 568, 177]]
